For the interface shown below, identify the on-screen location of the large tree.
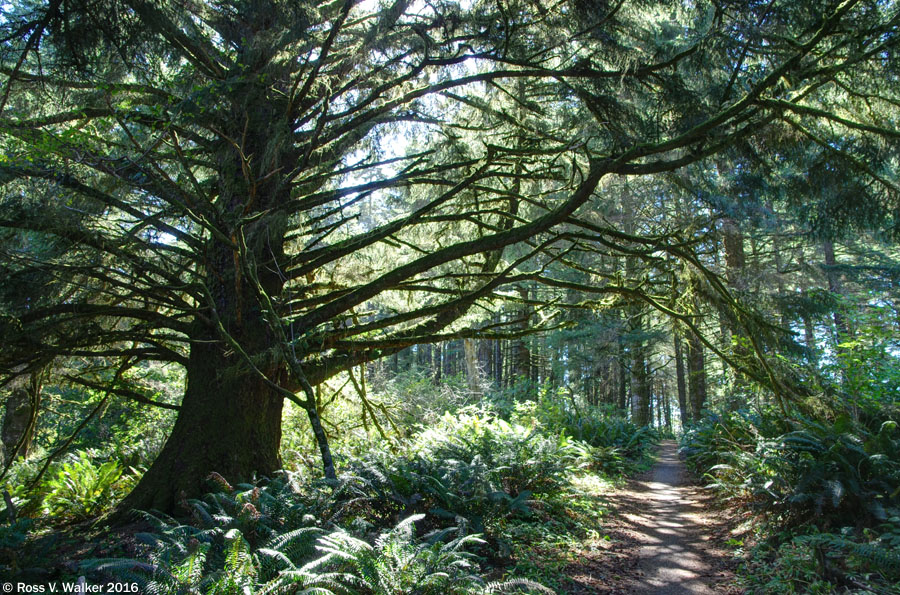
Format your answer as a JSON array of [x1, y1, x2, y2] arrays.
[[1, 0, 897, 512]]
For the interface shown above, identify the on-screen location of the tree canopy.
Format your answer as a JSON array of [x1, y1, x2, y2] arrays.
[[1, 0, 898, 512]]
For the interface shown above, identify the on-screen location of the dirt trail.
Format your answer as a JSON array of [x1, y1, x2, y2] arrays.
[[625, 441, 726, 593], [564, 440, 741, 594]]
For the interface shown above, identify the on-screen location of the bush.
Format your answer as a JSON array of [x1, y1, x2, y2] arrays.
[[685, 406, 900, 592], [86, 503, 550, 594], [517, 398, 657, 474], [684, 410, 900, 527], [83, 476, 323, 592], [740, 527, 900, 594], [41, 451, 135, 521], [344, 410, 583, 533], [272, 514, 552, 595]]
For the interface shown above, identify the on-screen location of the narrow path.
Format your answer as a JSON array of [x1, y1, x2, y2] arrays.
[[564, 440, 741, 594], [626, 441, 725, 594]]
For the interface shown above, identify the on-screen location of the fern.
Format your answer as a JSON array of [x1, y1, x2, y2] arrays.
[[484, 578, 556, 594], [798, 532, 900, 576], [86, 483, 550, 595], [684, 409, 900, 527], [41, 451, 128, 520]]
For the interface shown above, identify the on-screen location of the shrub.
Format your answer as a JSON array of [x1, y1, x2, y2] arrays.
[[82, 477, 324, 593], [518, 398, 657, 474], [86, 507, 550, 595], [740, 528, 900, 594], [685, 410, 900, 527], [270, 514, 551, 595], [344, 410, 582, 533], [41, 451, 132, 521]]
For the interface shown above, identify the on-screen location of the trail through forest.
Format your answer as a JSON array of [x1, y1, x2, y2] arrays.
[[566, 441, 742, 594]]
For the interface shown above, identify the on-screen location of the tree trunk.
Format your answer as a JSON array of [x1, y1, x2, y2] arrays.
[[2, 371, 41, 464], [823, 240, 856, 403], [493, 332, 503, 387], [673, 331, 689, 428], [687, 330, 707, 422], [659, 382, 672, 432], [433, 343, 442, 383], [463, 338, 482, 396], [617, 346, 628, 412], [478, 339, 491, 385], [511, 287, 532, 383], [720, 217, 748, 408], [799, 276, 818, 362], [824, 240, 852, 343], [631, 344, 651, 426], [120, 330, 284, 513]]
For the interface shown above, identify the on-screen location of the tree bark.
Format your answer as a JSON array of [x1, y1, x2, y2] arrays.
[[687, 330, 707, 422], [510, 287, 532, 383], [721, 217, 748, 408], [631, 343, 651, 426], [617, 345, 628, 412], [673, 331, 689, 428], [2, 371, 41, 464], [494, 336, 503, 387], [463, 338, 482, 396], [823, 240, 851, 342], [120, 326, 284, 514]]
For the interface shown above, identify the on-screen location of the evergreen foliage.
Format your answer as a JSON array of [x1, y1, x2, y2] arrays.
[[0, 0, 899, 591], [3, 0, 898, 510], [41, 451, 125, 521]]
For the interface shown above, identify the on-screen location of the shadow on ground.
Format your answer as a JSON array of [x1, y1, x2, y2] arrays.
[[562, 441, 745, 594]]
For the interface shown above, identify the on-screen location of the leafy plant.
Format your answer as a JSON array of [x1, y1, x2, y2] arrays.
[[740, 529, 900, 594], [686, 410, 900, 527], [344, 410, 581, 533], [86, 507, 551, 595], [516, 398, 658, 474], [83, 498, 323, 593], [41, 451, 128, 521]]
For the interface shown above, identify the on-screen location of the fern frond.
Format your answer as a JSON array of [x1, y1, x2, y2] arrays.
[[484, 578, 557, 593]]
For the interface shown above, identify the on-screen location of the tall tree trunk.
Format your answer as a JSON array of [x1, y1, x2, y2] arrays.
[[2, 371, 41, 464], [687, 330, 707, 422], [463, 338, 482, 396], [443, 342, 453, 377], [824, 240, 851, 342], [673, 331, 689, 428], [433, 343, 442, 383], [510, 287, 532, 383], [799, 276, 818, 362], [823, 240, 855, 401], [659, 382, 672, 432], [493, 337, 502, 387], [631, 344, 651, 426], [721, 217, 748, 408], [617, 344, 628, 412], [548, 342, 561, 389], [121, 330, 285, 513], [477, 339, 491, 385]]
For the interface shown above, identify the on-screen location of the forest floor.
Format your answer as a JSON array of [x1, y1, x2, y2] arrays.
[[562, 441, 747, 594]]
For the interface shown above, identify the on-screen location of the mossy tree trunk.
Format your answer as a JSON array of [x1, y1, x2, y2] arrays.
[[120, 325, 285, 513]]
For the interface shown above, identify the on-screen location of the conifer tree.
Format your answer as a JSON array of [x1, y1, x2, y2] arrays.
[[1, 0, 897, 511]]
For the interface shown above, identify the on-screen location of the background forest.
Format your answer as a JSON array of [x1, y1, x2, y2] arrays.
[[0, 0, 898, 592]]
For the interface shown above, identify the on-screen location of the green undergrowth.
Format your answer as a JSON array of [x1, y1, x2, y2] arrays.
[[683, 405, 900, 594], [2, 402, 655, 593], [499, 473, 614, 592]]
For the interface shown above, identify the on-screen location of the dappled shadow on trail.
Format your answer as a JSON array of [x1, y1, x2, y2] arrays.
[[563, 441, 743, 594]]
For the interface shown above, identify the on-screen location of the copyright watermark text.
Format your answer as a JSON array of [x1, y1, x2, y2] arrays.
[[2, 581, 139, 594]]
